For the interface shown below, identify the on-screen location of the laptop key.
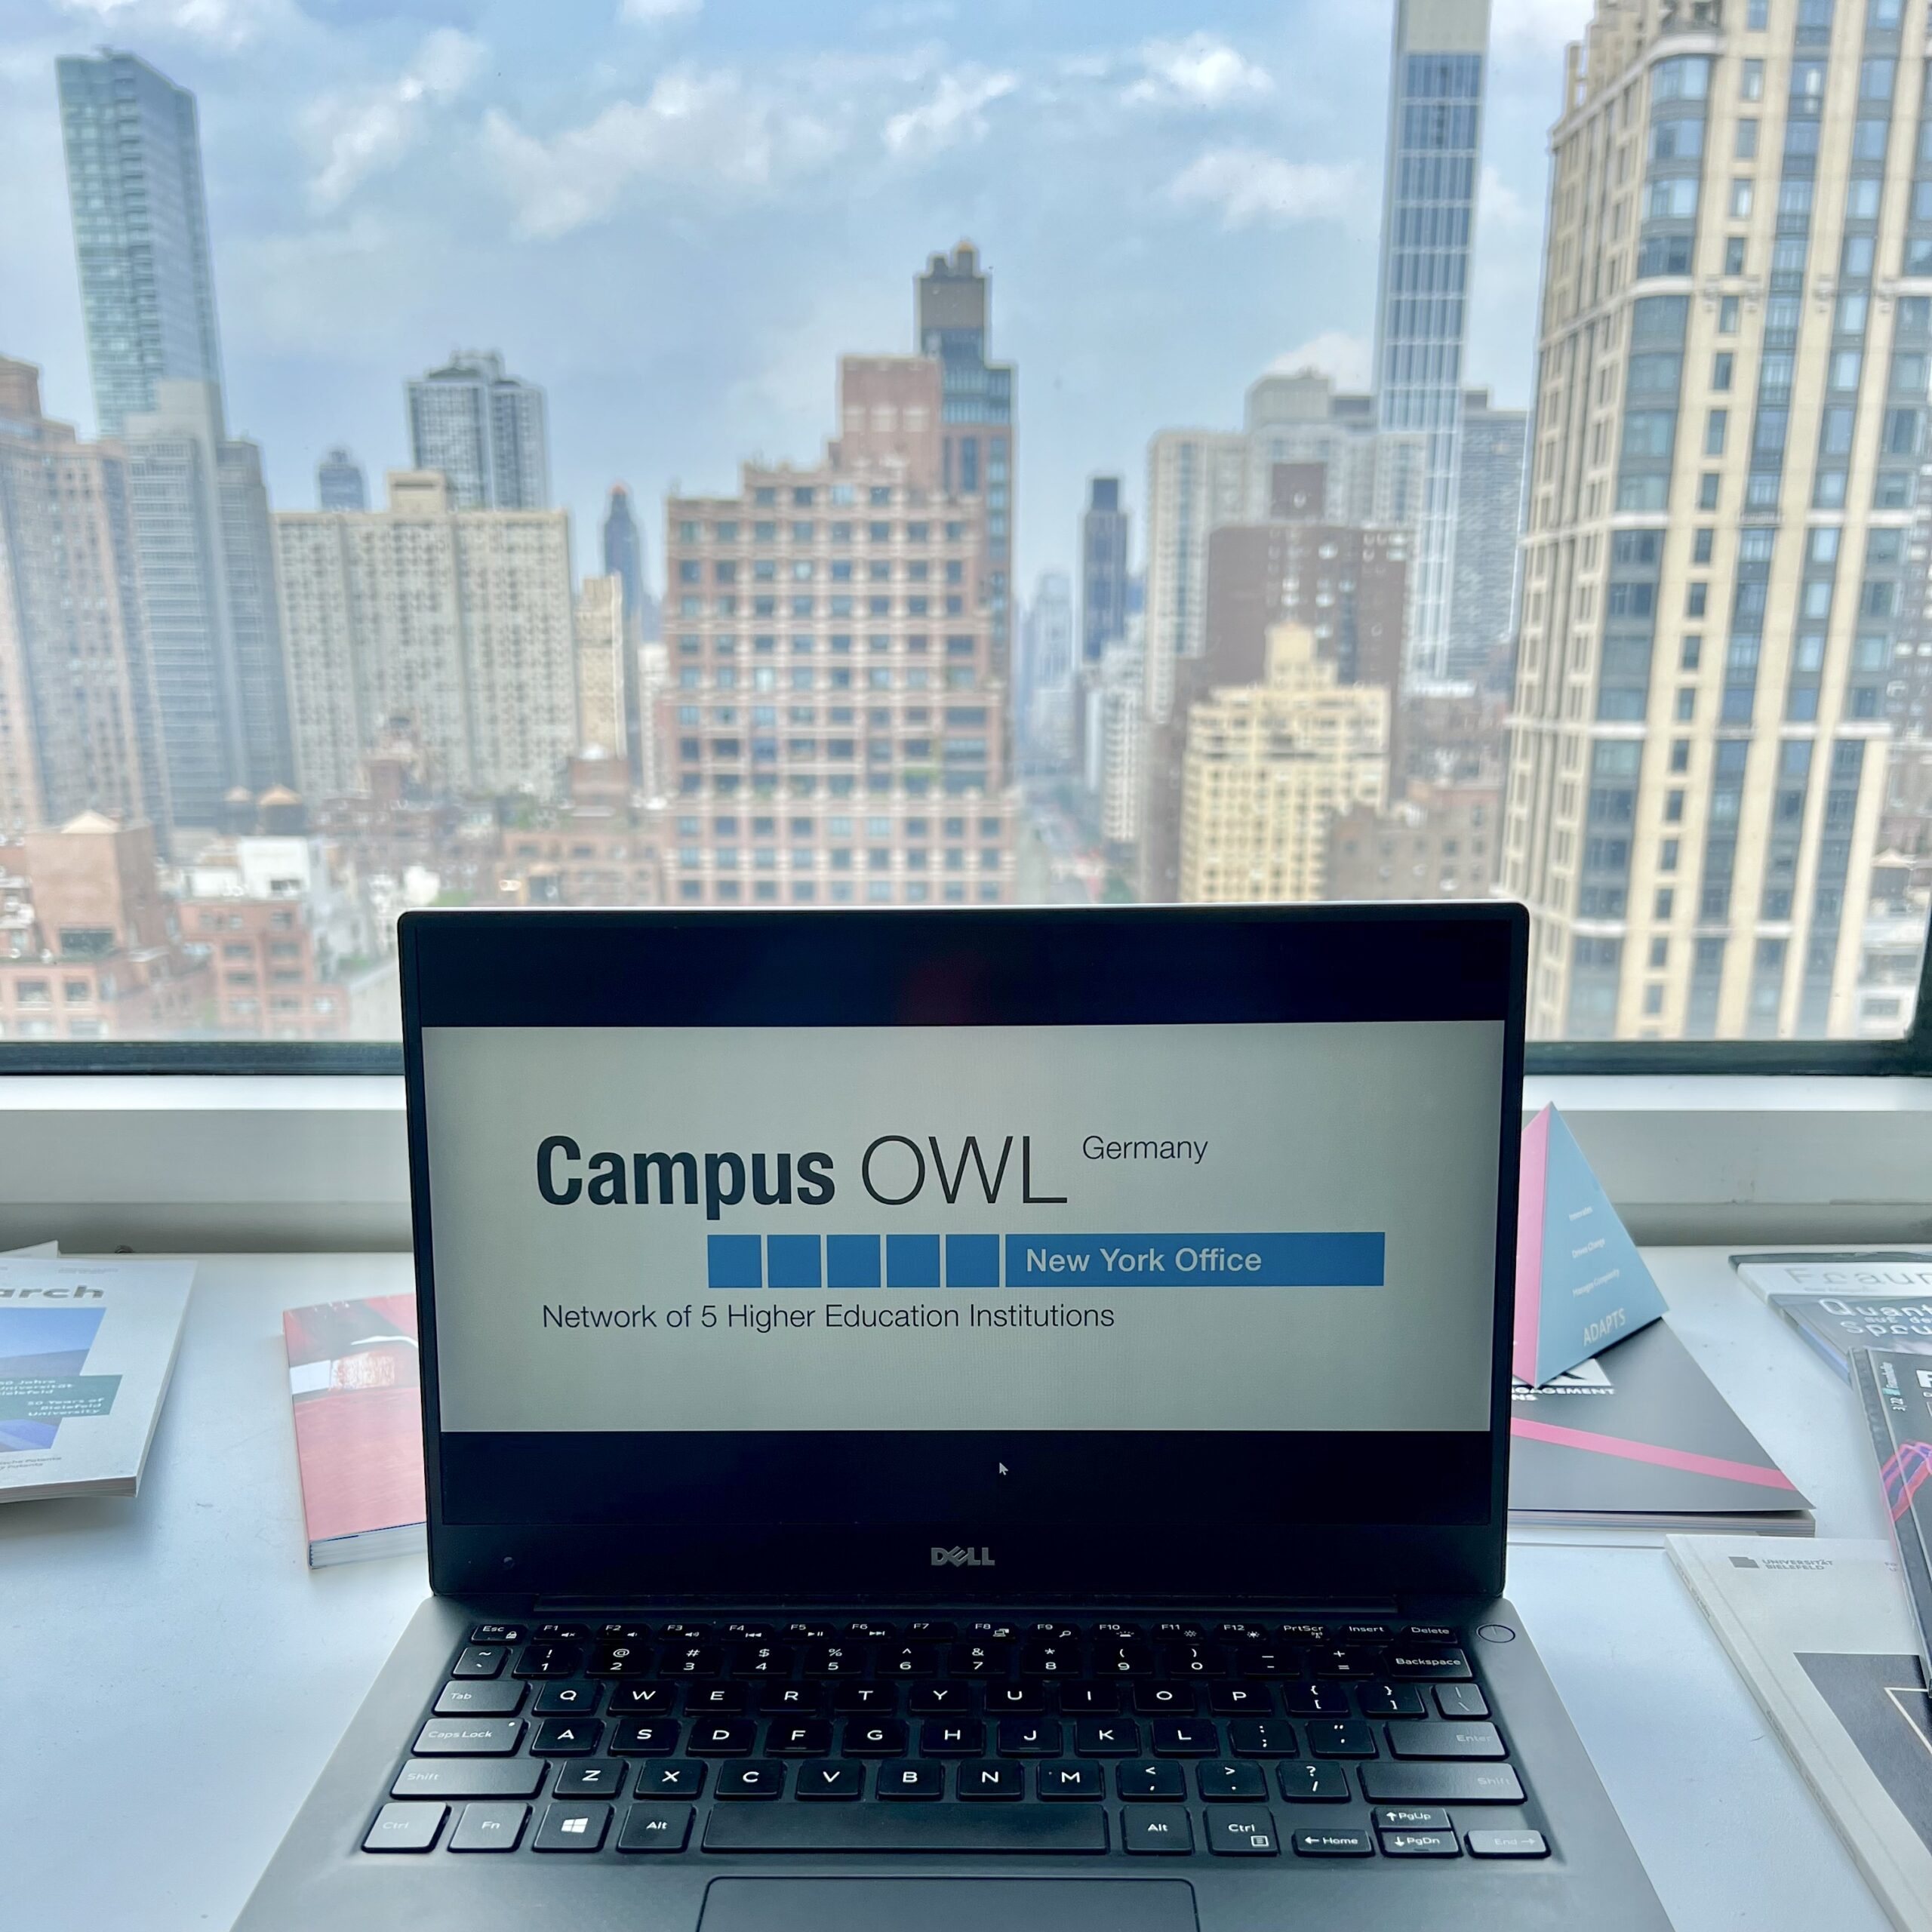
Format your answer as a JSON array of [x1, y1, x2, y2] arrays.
[[832, 1684, 897, 1713], [1198, 1761, 1267, 1802], [690, 1720, 758, 1757], [1132, 1683, 1198, 1715], [535, 1683, 603, 1716], [1358, 1681, 1428, 1720], [1058, 1684, 1119, 1715], [1117, 1761, 1186, 1801], [363, 1803, 446, 1852], [1227, 1720, 1297, 1758], [555, 1759, 626, 1799], [717, 1761, 785, 1799], [1435, 1683, 1491, 1721], [842, 1719, 907, 1757], [1281, 1681, 1350, 1717], [760, 1684, 823, 1716], [876, 1761, 944, 1800], [958, 1761, 1024, 1800], [532, 1718, 602, 1756], [435, 1679, 525, 1718], [768, 1721, 833, 1757], [1074, 1718, 1140, 1756], [1276, 1761, 1349, 1803], [413, 1718, 524, 1755], [702, 1805, 1107, 1853], [611, 1685, 678, 1716], [1037, 1762, 1103, 1801], [1387, 1721, 1506, 1760], [638, 1761, 706, 1798], [1292, 1827, 1374, 1857], [1381, 1829, 1461, 1857], [392, 1759, 546, 1800], [618, 1804, 693, 1853], [1360, 1764, 1526, 1804], [533, 1801, 611, 1851], [1373, 1805, 1451, 1832], [1209, 1683, 1270, 1715], [609, 1719, 680, 1756], [689, 1684, 750, 1715], [1467, 1829, 1549, 1858], [1150, 1719, 1218, 1756], [1388, 1648, 1474, 1681], [1207, 1808, 1280, 1857], [910, 1684, 974, 1715], [998, 1719, 1061, 1756], [1307, 1719, 1377, 1758], [797, 1764, 865, 1800], [921, 1720, 984, 1758], [986, 1684, 1048, 1715], [451, 1646, 506, 1680], [448, 1802, 528, 1852], [1122, 1810, 1194, 1854], [513, 1644, 580, 1679], [470, 1624, 525, 1645]]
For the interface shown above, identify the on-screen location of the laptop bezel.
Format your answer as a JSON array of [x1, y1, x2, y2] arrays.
[[401, 903, 1526, 1607]]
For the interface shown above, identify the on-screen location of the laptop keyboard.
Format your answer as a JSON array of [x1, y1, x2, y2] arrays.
[[363, 1615, 1549, 1863]]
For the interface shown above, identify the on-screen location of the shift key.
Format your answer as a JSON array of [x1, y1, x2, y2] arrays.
[[1359, 1763, 1524, 1804], [392, 1759, 547, 1800]]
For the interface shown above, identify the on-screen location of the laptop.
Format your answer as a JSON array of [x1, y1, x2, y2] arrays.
[[236, 903, 1672, 1931]]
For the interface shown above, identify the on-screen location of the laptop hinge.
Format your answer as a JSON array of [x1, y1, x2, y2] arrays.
[[531, 1594, 1407, 1614]]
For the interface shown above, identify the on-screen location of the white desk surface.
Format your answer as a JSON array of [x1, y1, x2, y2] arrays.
[[0, 1247, 1900, 1932]]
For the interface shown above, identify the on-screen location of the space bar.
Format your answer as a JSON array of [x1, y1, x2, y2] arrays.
[[703, 1806, 1109, 1854]]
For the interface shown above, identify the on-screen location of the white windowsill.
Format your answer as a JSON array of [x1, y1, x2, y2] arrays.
[[0, 1072, 1927, 1252]]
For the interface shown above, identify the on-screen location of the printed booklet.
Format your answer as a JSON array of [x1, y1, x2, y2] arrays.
[[0, 1255, 194, 1502], [1670, 1536, 1932, 1932], [1852, 1349, 1932, 1685]]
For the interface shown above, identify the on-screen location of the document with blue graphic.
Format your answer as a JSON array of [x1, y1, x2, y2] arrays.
[[0, 1256, 194, 1502]]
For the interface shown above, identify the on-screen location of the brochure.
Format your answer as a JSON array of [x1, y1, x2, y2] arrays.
[[1733, 1251, 1932, 1303], [1670, 1535, 1932, 1932], [282, 1294, 426, 1567], [1775, 1294, 1932, 1379], [1852, 1349, 1932, 1685], [0, 1256, 194, 1502], [1509, 1317, 1811, 1534]]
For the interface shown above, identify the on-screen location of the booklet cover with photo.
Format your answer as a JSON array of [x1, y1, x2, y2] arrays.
[[1777, 1297, 1932, 1379], [282, 1294, 426, 1567], [0, 1256, 195, 1502], [1852, 1349, 1932, 1685]]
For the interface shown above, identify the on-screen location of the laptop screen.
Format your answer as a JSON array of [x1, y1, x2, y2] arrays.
[[404, 908, 1523, 1601]]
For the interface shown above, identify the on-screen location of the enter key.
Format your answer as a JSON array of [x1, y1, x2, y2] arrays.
[[1386, 1722, 1507, 1760]]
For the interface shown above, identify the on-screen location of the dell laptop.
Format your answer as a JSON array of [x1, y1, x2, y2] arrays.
[[235, 903, 1672, 1931]]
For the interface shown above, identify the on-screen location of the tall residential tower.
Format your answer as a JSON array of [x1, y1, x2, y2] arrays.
[[406, 351, 550, 510]]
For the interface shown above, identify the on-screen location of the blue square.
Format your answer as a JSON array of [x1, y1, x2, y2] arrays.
[[826, 1235, 881, 1287], [707, 1234, 762, 1289], [766, 1235, 822, 1288], [946, 1234, 1000, 1287], [886, 1235, 941, 1288]]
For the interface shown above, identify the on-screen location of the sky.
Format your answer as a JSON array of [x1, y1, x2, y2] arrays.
[[0, 0, 1594, 592]]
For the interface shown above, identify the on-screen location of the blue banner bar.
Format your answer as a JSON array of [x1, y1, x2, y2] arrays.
[[1004, 1234, 1383, 1288]]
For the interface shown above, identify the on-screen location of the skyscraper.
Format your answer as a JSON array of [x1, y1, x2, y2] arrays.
[[1020, 570, 1075, 765], [317, 447, 367, 512], [575, 576, 627, 759], [406, 350, 549, 510], [916, 244, 1015, 679], [1506, 0, 1914, 1041], [1447, 388, 1527, 686], [1080, 477, 1131, 666], [602, 485, 647, 635], [123, 380, 293, 829], [1373, 0, 1491, 683], [56, 51, 223, 438], [1141, 430, 1251, 724]]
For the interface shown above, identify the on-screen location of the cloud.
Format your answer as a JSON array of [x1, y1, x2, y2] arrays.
[[881, 67, 1016, 160], [1269, 330, 1373, 390], [1167, 148, 1359, 229], [481, 70, 844, 238], [1125, 33, 1272, 110], [53, 0, 293, 51], [620, 0, 700, 21], [864, 0, 954, 28], [304, 29, 485, 211]]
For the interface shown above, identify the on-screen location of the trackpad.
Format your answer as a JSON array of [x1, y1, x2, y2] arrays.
[[699, 1878, 1197, 1931]]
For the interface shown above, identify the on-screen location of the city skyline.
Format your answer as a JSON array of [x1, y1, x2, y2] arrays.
[[2, 2, 1587, 590]]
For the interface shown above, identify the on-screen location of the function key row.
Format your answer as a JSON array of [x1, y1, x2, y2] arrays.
[[471, 1620, 1465, 1648]]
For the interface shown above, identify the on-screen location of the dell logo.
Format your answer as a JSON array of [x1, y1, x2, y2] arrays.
[[930, 1545, 995, 1568]]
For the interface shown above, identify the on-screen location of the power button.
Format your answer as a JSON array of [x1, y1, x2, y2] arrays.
[[1475, 1623, 1517, 1643]]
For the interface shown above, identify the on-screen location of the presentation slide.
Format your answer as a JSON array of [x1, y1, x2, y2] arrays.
[[423, 1020, 1504, 1435]]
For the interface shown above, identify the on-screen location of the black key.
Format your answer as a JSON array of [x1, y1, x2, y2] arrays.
[[532, 1718, 603, 1757], [1209, 1683, 1270, 1716], [1275, 1623, 1325, 1644], [533, 1801, 610, 1851], [1374, 1804, 1451, 1832], [611, 1684, 678, 1717], [1074, 1718, 1140, 1757], [536, 1682, 604, 1716], [1161, 1644, 1217, 1678], [1198, 1760, 1268, 1802], [1132, 1683, 1198, 1715], [1282, 1681, 1350, 1717], [513, 1644, 581, 1679], [658, 1623, 712, 1641], [1405, 1626, 1457, 1645], [609, 1719, 680, 1757], [725, 1623, 781, 1644], [1308, 1719, 1377, 1758], [1358, 1681, 1428, 1719], [1122, 1809, 1193, 1854], [1154, 1623, 1206, 1643], [1308, 1647, 1383, 1678], [717, 1761, 785, 1799], [435, 1680, 525, 1718], [688, 1684, 750, 1716], [954, 1644, 1012, 1678], [392, 1760, 545, 1801], [1293, 1826, 1374, 1857], [1058, 1684, 1119, 1715], [1019, 1641, 1078, 1677], [1236, 1645, 1297, 1679], [595, 1622, 653, 1645], [618, 1804, 693, 1853], [413, 1718, 524, 1756], [1037, 1761, 1103, 1801], [998, 1718, 1061, 1757], [1361, 1764, 1526, 1804], [448, 1801, 527, 1852], [1097, 1641, 1155, 1677], [1207, 1808, 1280, 1857], [636, 1760, 705, 1798], [1435, 1682, 1491, 1721], [832, 1684, 897, 1713], [904, 1621, 955, 1641], [958, 1760, 1025, 1800], [797, 1764, 865, 1800], [470, 1623, 525, 1645], [1381, 1829, 1461, 1857], [689, 1719, 758, 1756], [1467, 1829, 1549, 1857], [785, 1623, 835, 1642], [1094, 1622, 1143, 1641], [451, 1646, 506, 1680], [666, 1647, 725, 1678], [1388, 1648, 1474, 1681], [703, 1806, 1108, 1852], [555, 1759, 626, 1799], [1027, 1623, 1079, 1644], [733, 1645, 794, 1679], [534, 1623, 589, 1642], [1276, 1761, 1349, 1803], [1116, 1761, 1186, 1801], [804, 1645, 866, 1678], [985, 1683, 1048, 1715], [1336, 1623, 1393, 1643], [921, 1720, 985, 1758], [759, 1684, 824, 1717], [909, 1684, 975, 1715], [881, 1644, 937, 1677], [362, 1802, 445, 1852], [588, 1644, 651, 1678], [875, 1761, 944, 1800], [842, 1719, 907, 1758], [844, 1621, 897, 1641], [1150, 1719, 1217, 1757], [1227, 1720, 1297, 1759], [768, 1721, 833, 1757], [1387, 1721, 1506, 1760]]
